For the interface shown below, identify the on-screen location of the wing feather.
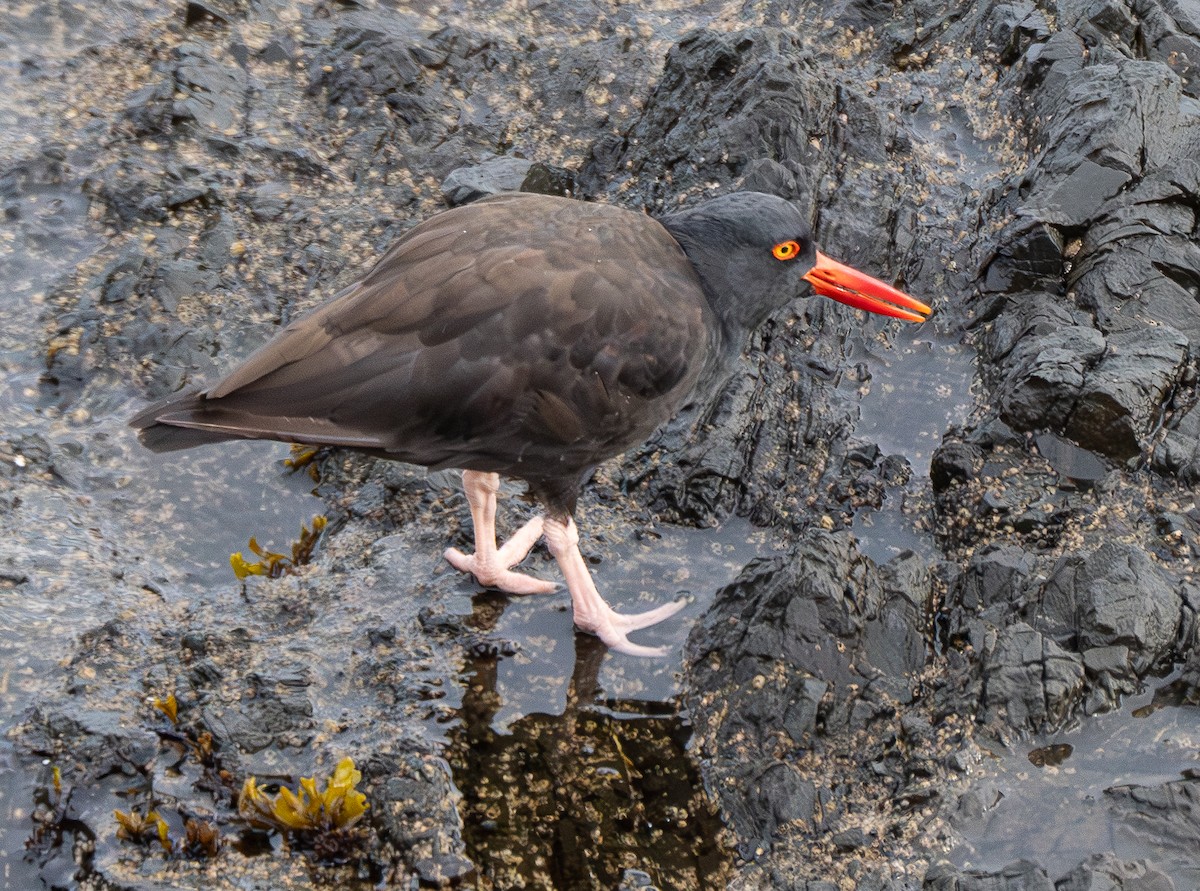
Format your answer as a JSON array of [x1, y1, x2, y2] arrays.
[[137, 193, 715, 474]]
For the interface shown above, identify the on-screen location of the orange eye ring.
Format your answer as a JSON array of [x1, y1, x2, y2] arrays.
[[772, 240, 801, 261]]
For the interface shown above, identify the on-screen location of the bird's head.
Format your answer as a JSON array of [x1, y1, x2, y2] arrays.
[[660, 192, 930, 339]]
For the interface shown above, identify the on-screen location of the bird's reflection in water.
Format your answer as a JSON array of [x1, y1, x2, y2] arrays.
[[447, 599, 729, 890]]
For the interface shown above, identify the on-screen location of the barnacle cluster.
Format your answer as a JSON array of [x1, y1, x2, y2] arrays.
[[230, 514, 327, 579], [112, 690, 363, 862]]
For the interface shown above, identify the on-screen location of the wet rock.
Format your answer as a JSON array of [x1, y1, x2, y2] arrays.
[[122, 77, 177, 137], [689, 536, 886, 693], [1071, 167, 1200, 339], [740, 157, 801, 199], [986, 0, 1051, 64], [931, 440, 985, 493], [870, 554, 931, 679], [185, 0, 237, 27], [1156, 398, 1200, 483], [243, 179, 298, 222], [155, 259, 220, 311], [1080, 644, 1133, 678], [1033, 432, 1108, 486], [979, 623, 1084, 731], [368, 752, 473, 884], [196, 209, 236, 270], [234, 135, 329, 178], [835, 827, 872, 852], [975, 0, 1200, 494], [174, 41, 248, 134], [997, 326, 1105, 433], [517, 161, 577, 198], [16, 707, 160, 783], [309, 27, 426, 124], [1038, 542, 1181, 674], [1024, 158, 1131, 228], [979, 292, 1091, 366], [1105, 776, 1200, 862], [1067, 327, 1189, 461], [924, 859, 1053, 891], [1080, 645, 1138, 713], [1027, 61, 1186, 186], [934, 430, 1084, 552], [997, 324, 1188, 462], [202, 668, 315, 754], [623, 322, 850, 529], [980, 220, 1064, 294], [582, 26, 906, 267], [686, 532, 943, 870], [724, 761, 817, 857], [85, 156, 195, 226], [1056, 853, 1175, 891], [1023, 29, 1087, 95], [1137, 1, 1200, 96], [954, 546, 1034, 612], [441, 156, 534, 205], [618, 869, 661, 890]]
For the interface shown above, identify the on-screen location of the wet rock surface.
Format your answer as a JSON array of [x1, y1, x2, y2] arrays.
[[2, 0, 1200, 889]]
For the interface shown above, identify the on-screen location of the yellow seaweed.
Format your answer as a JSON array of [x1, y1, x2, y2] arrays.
[[230, 516, 327, 580], [237, 756, 368, 834], [114, 808, 172, 854], [151, 693, 178, 724]]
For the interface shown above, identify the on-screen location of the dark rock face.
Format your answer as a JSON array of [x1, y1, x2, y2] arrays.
[[924, 859, 1054, 891], [6, 0, 1200, 888], [1057, 854, 1177, 891], [687, 535, 940, 875], [997, 324, 1190, 461], [978, 623, 1085, 729], [977, 11, 1200, 466], [1106, 777, 1200, 861], [1039, 543, 1181, 672]]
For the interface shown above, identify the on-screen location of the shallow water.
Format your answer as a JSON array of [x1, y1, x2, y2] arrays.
[[456, 515, 779, 733], [0, 749, 44, 891], [854, 327, 978, 478], [851, 325, 978, 564], [118, 438, 327, 588], [951, 678, 1200, 887]]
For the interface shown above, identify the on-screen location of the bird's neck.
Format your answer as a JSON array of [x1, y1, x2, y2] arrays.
[[659, 214, 754, 357]]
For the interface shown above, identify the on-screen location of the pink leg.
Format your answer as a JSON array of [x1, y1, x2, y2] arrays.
[[444, 471, 556, 595], [542, 515, 687, 658]]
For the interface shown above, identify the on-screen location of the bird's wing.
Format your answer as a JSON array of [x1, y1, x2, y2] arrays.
[[147, 194, 714, 468]]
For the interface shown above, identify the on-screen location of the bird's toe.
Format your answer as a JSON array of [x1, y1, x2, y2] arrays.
[[494, 516, 546, 565], [443, 547, 557, 595], [492, 569, 559, 596], [615, 597, 688, 632], [597, 634, 672, 658], [576, 597, 688, 657]]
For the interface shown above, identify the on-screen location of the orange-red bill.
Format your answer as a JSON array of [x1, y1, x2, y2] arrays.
[[803, 251, 931, 323]]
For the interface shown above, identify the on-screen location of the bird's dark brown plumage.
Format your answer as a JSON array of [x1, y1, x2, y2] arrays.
[[132, 190, 929, 655], [133, 193, 717, 513]]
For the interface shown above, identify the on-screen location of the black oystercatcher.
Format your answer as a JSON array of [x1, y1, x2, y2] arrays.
[[131, 192, 930, 656]]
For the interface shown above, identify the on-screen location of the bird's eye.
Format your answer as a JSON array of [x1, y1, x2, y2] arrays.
[[772, 240, 801, 261]]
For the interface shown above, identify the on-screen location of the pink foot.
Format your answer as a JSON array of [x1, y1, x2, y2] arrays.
[[443, 471, 556, 596], [444, 516, 556, 595], [542, 515, 687, 657]]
